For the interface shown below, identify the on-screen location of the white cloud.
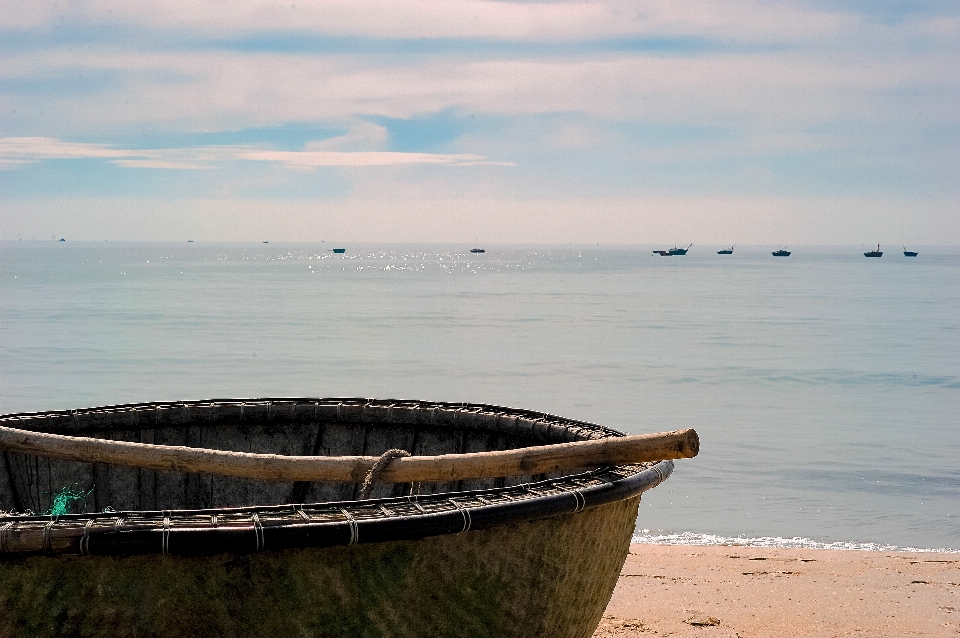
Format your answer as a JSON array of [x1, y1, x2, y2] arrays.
[[4, 42, 957, 136], [305, 121, 387, 152], [0, 0, 856, 43], [110, 159, 215, 169], [239, 149, 510, 167], [0, 136, 510, 169]]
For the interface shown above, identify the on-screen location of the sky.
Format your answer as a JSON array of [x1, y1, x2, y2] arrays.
[[1, 0, 958, 244]]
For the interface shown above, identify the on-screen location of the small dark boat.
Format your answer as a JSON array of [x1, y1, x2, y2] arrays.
[[263, 241, 269, 244], [772, 248, 791, 257], [903, 246, 918, 257], [717, 247, 734, 255], [470, 248, 485, 254], [0, 398, 691, 637], [864, 244, 882, 258], [58, 238, 65, 242], [187, 240, 194, 243], [654, 244, 691, 256], [332, 248, 346, 254]]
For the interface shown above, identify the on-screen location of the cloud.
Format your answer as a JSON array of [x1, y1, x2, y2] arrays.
[[306, 121, 387, 151], [0, 136, 511, 170], [1, 0, 957, 243], [238, 149, 511, 167], [4, 41, 957, 139], [0, 0, 856, 43], [110, 159, 215, 169]]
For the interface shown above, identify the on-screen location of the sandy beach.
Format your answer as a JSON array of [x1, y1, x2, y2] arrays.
[[594, 544, 959, 637]]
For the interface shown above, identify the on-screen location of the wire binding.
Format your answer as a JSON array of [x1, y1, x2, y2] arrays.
[[162, 515, 170, 554], [0, 521, 13, 553], [452, 500, 472, 533], [43, 520, 54, 553], [339, 508, 358, 544], [252, 513, 264, 551], [81, 519, 93, 556]]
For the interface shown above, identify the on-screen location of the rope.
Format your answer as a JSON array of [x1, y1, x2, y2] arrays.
[[358, 449, 410, 500]]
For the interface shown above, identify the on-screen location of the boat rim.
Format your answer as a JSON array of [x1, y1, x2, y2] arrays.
[[0, 398, 674, 557]]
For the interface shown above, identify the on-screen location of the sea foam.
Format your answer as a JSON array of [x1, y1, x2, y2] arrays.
[[633, 530, 959, 553]]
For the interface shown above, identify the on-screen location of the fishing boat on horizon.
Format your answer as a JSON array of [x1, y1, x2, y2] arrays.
[[903, 246, 918, 257], [864, 244, 882, 258], [331, 248, 346, 254], [654, 244, 692, 256], [0, 398, 693, 637], [717, 246, 734, 255], [772, 248, 791, 257], [470, 238, 485, 253]]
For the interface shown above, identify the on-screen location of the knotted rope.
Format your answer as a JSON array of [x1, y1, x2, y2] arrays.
[[358, 449, 411, 500]]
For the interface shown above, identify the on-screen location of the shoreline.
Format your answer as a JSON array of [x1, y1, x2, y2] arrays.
[[594, 543, 959, 637], [632, 532, 959, 554]]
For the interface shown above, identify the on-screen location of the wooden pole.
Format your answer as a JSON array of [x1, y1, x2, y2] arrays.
[[0, 425, 698, 484]]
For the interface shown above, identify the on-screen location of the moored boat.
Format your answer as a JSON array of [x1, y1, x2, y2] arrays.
[[903, 246, 918, 257], [717, 247, 734, 255], [331, 248, 346, 254], [772, 248, 791, 257], [653, 244, 692, 256], [864, 244, 882, 258], [0, 398, 691, 637]]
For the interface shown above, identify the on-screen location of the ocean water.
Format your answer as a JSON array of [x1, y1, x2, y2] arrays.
[[1, 241, 958, 550]]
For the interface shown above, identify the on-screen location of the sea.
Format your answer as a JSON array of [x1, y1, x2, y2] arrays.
[[1, 241, 957, 551]]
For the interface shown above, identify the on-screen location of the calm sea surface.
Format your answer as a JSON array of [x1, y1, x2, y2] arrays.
[[1, 242, 957, 550]]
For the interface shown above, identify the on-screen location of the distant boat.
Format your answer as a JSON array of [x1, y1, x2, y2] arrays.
[[187, 240, 194, 243], [263, 241, 269, 244], [470, 248, 485, 254], [59, 238, 65, 242], [332, 248, 346, 254], [772, 248, 791, 257], [903, 246, 918, 257], [654, 244, 691, 256], [717, 247, 733, 255], [864, 244, 882, 258]]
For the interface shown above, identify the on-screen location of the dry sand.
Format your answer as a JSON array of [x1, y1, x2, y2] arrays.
[[594, 544, 959, 637]]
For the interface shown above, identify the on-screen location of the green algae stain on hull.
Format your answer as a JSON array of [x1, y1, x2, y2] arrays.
[[0, 497, 639, 638]]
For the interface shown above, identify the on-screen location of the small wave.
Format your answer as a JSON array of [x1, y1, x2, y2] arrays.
[[632, 530, 959, 553]]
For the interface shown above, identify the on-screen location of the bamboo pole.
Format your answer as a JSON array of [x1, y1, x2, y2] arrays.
[[0, 425, 698, 484]]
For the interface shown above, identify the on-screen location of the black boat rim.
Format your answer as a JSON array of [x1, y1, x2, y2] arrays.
[[0, 398, 673, 557]]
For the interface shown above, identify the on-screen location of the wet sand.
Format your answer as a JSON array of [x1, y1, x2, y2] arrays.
[[594, 544, 959, 637]]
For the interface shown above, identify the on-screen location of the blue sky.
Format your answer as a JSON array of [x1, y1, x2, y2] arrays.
[[1, 1, 958, 243]]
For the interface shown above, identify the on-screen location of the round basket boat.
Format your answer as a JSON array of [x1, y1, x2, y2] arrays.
[[0, 398, 686, 638]]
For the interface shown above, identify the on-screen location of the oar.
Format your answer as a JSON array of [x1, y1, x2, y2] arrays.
[[0, 425, 698, 484]]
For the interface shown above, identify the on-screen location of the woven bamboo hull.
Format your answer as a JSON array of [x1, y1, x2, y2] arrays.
[[1, 399, 673, 637], [0, 496, 638, 638]]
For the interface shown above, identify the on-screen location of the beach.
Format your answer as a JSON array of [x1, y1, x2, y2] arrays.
[[594, 544, 959, 637]]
